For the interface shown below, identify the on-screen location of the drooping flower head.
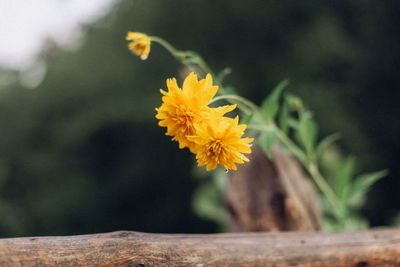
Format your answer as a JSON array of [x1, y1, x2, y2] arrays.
[[126, 32, 151, 60], [156, 72, 236, 151], [188, 115, 254, 171]]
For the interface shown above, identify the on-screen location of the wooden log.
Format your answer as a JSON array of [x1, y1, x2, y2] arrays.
[[226, 146, 322, 232], [1, 229, 400, 266]]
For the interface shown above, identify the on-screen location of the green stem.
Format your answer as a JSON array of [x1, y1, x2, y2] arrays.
[[209, 94, 259, 115], [246, 124, 275, 132], [183, 51, 216, 78], [250, 121, 341, 217], [235, 100, 339, 214], [216, 68, 232, 84], [273, 126, 309, 166], [150, 36, 179, 58], [273, 125, 341, 214], [308, 162, 341, 212], [151, 34, 342, 223], [151, 36, 228, 95]]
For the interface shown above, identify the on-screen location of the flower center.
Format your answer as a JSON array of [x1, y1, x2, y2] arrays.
[[133, 43, 146, 53], [207, 140, 223, 158], [176, 106, 196, 126]]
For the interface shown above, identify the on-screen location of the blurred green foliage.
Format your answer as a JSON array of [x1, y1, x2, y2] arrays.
[[0, 0, 399, 236]]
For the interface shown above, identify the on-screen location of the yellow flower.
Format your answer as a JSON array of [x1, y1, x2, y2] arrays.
[[187, 115, 253, 171], [156, 72, 236, 151], [126, 32, 151, 60]]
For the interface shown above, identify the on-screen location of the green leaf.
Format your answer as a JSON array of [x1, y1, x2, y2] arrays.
[[257, 130, 277, 159], [334, 156, 355, 201], [316, 133, 341, 160], [288, 118, 299, 129], [216, 67, 232, 83], [348, 170, 388, 207], [342, 215, 369, 231], [261, 79, 289, 121], [279, 102, 290, 134], [183, 55, 201, 65], [223, 86, 238, 95], [262, 99, 278, 122], [240, 113, 254, 125], [192, 179, 227, 226], [285, 93, 303, 112], [298, 112, 318, 157], [270, 79, 290, 100]]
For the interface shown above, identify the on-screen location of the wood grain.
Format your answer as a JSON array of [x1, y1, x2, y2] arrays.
[[226, 146, 322, 232], [1, 229, 400, 266]]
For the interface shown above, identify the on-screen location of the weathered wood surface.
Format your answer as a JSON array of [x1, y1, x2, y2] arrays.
[[226, 146, 322, 232], [1, 229, 400, 266]]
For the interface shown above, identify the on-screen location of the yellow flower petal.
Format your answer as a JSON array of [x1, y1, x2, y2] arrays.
[[126, 32, 151, 60], [156, 72, 225, 151], [191, 116, 253, 171]]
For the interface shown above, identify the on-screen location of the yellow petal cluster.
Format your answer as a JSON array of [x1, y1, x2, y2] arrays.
[[126, 32, 151, 60], [156, 72, 234, 150], [156, 72, 253, 171], [188, 115, 253, 171]]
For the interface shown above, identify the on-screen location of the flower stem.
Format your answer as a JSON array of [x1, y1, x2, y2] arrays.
[[182, 51, 216, 78], [249, 120, 341, 217], [272, 125, 341, 214], [308, 162, 342, 213], [151, 34, 342, 223], [209, 94, 259, 115], [150, 36, 179, 58], [273, 126, 309, 165], [151, 36, 219, 84]]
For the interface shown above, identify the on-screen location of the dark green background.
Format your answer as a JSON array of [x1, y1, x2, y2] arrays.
[[0, 0, 399, 237]]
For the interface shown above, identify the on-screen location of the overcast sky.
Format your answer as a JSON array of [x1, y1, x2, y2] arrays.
[[0, 0, 114, 70]]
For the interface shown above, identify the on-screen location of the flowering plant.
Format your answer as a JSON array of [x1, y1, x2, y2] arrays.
[[127, 32, 387, 231]]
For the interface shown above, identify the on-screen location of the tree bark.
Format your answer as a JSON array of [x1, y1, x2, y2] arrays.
[[226, 146, 322, 232], [1, 229, 400, 266]]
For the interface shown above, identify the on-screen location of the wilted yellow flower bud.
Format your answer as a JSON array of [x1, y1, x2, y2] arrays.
[[126, 32, 151, 60]]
